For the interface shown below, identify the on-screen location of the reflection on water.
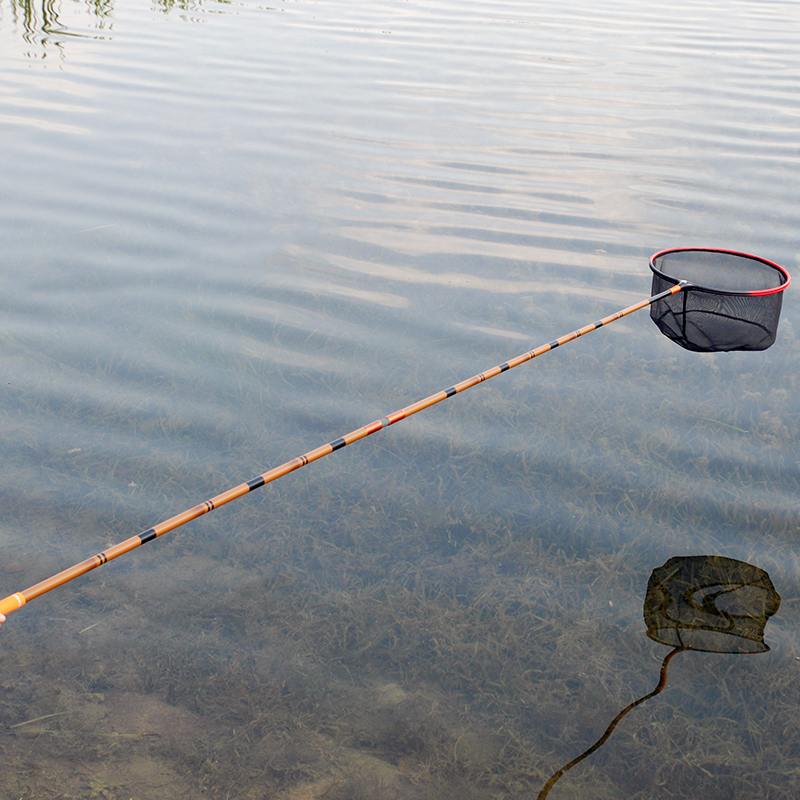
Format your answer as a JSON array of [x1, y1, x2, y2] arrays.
[[538, 556, 781, 799], [0, 0, 799, 797], [7, 0, 113, 55], [644, 555, 781, 654], [4, 0, 217, 57]]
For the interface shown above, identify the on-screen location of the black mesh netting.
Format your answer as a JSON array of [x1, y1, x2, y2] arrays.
[[649, 248, 789, 352]]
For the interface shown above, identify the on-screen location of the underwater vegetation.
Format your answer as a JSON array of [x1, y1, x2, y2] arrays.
[[0, 244, 798, 800], [1, 335, 799, 799]]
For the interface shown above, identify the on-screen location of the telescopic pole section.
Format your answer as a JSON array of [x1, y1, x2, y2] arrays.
[[0, 283, 686, 620]]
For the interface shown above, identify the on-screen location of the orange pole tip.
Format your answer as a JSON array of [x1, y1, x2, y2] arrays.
[[0, 593, 26, 616]]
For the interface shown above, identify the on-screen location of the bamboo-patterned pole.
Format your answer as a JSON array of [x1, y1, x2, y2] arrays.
[[0, 284, 685, 621]]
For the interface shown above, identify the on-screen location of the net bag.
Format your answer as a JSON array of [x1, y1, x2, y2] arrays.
[[644, 555, 781, 654], [649, 248, 791, 352]]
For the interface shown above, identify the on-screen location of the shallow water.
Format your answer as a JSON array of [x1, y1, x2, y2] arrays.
[[1, 0, 799, 798]]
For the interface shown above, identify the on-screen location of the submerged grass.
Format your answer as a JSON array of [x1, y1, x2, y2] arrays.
[[2, 452, 799, 799], [1, 287, 799, 799]]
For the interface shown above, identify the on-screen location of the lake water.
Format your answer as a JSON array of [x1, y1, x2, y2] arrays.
[[1, 0, 799, 797]]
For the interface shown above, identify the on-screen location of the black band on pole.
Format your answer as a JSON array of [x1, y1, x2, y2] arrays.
[[138, 528, 157, 545]]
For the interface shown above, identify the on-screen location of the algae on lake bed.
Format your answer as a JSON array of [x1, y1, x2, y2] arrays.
[[2, 295, 800, 798], [2, 393, 799, 799]]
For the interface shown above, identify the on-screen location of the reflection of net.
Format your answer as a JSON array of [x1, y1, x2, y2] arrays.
[[537, 555, 780, 800], [644, 555, 780, 653], [649, 249, 788, 352]]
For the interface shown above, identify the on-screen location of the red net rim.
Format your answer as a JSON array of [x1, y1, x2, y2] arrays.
[[650, 247, 791, 296]]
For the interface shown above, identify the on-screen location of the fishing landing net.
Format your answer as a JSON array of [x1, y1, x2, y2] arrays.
[[649, 248, 791, 352], [0, 248, 791, 624]]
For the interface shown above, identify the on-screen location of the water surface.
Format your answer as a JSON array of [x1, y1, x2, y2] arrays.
[[1, 1, 799, 798]]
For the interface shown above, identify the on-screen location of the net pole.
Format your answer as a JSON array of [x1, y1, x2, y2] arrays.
[[0, 283, 685, 619]]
